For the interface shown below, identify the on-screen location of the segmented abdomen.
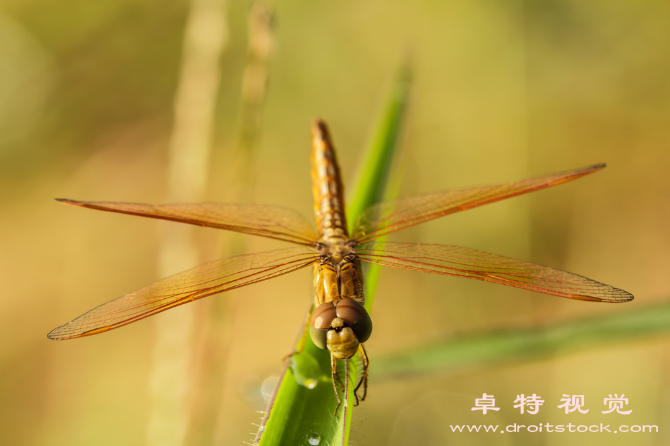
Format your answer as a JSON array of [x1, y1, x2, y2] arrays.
[[310, 120, 348, 240]]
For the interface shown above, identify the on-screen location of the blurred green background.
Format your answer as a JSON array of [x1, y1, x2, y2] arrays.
[[1, 0, 668, 445]]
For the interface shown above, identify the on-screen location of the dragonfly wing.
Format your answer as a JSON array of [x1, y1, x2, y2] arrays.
[[357, 242, 633, 302], [48, 246, 318, 340], [351, 164, 605, 243], [57, 199, 317, 245]]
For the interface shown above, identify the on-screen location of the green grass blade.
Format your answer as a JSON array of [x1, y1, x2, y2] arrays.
[[347, 62, 411, 311], [373, 303, 668, 381], [347, 61, 411, 236], [255, 61, 411, 446]]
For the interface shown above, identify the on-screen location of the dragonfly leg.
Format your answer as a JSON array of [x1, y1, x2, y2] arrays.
[[331, 354, 342, 415], [282, 303, 314, 363], [332, 358, 345, 393], [354, 343, 369, 405]]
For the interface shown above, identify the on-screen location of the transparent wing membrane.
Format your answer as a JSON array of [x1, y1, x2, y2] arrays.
[[352, 164, 605, 243], [357, 242, 633, 302], [48, 247, 318, 340], [56, 199, 317, 245]]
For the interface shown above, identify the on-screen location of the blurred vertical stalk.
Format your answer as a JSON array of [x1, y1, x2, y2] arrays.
[[185, 2, 274, 445], [145, 1, 228, 446], [228, 0, 274, 204]]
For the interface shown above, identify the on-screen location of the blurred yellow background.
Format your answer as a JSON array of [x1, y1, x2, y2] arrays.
[[1, 1, 668, 445]]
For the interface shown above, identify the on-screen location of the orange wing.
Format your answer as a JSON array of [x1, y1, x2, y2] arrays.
[[57, 199, 317, 245], [351, 164, 605, 243], [356, 242, 633, 302], [48, 247, 318, 340]]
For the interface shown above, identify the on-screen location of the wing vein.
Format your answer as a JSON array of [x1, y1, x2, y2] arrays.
[[357, 242, 633, 303], [48, 247, 318, 340]]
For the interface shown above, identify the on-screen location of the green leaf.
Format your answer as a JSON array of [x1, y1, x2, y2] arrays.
[[348, 62, 411, 311], [255, 61, 411, 446], [373, 303, 670, 380]]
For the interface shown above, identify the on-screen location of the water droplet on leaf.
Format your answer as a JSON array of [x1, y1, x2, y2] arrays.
[[289, 353, 320, 389], [307, 432, 321, 445]]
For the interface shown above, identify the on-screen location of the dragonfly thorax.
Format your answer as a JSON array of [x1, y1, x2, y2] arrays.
[[315, 238, 356, 264], [313, 240, 363, 302]]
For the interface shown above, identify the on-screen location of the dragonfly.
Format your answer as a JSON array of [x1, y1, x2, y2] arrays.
[[49, 119, 633, 411]]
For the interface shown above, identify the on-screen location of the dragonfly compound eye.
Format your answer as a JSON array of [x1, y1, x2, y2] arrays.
[[335, 299, 372, 343], [310, 302, 337, 349]]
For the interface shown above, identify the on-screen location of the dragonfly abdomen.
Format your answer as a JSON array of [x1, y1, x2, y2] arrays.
[[310, 120, 348, 241]]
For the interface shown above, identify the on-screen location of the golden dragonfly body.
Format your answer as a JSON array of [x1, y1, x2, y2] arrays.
[[310, 122, 370, 406], [310, 121, 364, 309], [49, 120, 633, 408]]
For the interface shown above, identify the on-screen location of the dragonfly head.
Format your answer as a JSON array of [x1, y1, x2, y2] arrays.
[[310, 299, 372, 359]]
